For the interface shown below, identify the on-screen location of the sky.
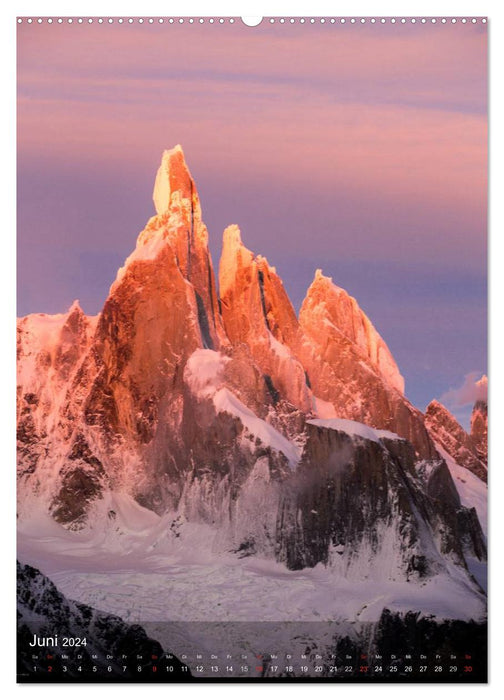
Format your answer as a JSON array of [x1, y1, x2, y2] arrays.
[[17, 19, 487, 427]]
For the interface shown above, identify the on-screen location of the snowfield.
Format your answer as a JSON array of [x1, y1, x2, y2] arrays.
[[45, 563, 485, 626], [17, 491, 486, 629]]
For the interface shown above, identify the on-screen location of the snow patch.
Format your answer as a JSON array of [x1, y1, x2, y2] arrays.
[[184, 348, 230, 398], [213, 388, 300, 468], [308, 418, 404, 445], [311, 395, 337, 419], [374, 429, 406, 441], [267, 331, 291, 359]]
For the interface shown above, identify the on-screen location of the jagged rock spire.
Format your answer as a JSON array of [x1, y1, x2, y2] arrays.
[[219, 224, 311, 412], [470, 398, 488, 464], [295, 269, 436, 458], [112, 146, 226, 351], [425, 399, 487, 482], [302, 269, 404, 394], [152, 145, 201, 219]]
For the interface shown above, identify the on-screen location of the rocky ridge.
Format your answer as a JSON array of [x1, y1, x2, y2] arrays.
[[425, 399, 487, 483]]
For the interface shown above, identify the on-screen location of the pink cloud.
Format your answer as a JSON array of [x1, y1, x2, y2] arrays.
[[440, 372, 488, 408]]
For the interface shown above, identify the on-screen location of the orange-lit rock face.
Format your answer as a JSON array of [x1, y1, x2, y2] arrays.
[[84, 244, 203, 442], [117, 145, 226, 352], [300, 270, 404, 394], [296, 270, 436, 459], [470, 400, 488, 464], [153, 144, 198, 217], [17, 148, 231, 523], [425, 399, 487, 482], [219, 225, 312, 413], [217, 231, 435, 459], [77, 147, 231, 444]]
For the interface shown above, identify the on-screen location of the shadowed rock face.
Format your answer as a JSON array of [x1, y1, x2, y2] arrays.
[[425, 400, 487, 483], [370, 609, 487, 681], [50, 433, 105, 527], [275, 423, 486, 575], [17, 147, 485, 590]]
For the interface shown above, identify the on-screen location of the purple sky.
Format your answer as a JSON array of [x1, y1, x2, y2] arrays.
[[17, 20, 487, 426]]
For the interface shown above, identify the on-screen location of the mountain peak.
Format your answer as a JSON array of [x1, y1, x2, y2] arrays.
[[425, 399, 453, 422], [220, 225, 254, 298], [152, 145, 195, 216], [314, 268, 329, 282], [426, 398, 444, 414], [301, 271, 405, 395], [310, 269, 353, 299], [222, 223, 245, 250], [67, 299, 83, 315]]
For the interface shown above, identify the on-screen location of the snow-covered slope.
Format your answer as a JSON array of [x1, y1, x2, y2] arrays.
[[435, 443, 487, 536]]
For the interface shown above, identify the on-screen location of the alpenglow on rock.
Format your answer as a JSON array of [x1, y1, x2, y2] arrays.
[[17, 146, 485, 595], [153, 144, 195, 216], [425, 399, 487, 483], [219, 224, 312, 414], [306, 270, 405, 394], [294, 270, 436, 459], [471, 399, 488, 464]]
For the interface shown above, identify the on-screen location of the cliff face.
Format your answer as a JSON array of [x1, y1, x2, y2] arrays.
[[276, 421, 485, 576], [219, 224, 312, 414], [301, 270, 405, 394], [425, 400, 487, 483], [471, 399, 488, 464], [296, 271, 437, 459], [17, 146, 485, 592]]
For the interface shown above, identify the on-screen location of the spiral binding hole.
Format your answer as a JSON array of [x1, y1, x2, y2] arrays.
[[16, 16, 488, 26]]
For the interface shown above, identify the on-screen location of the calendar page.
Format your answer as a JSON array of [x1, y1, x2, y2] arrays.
[[16, 15, 488, 683]]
